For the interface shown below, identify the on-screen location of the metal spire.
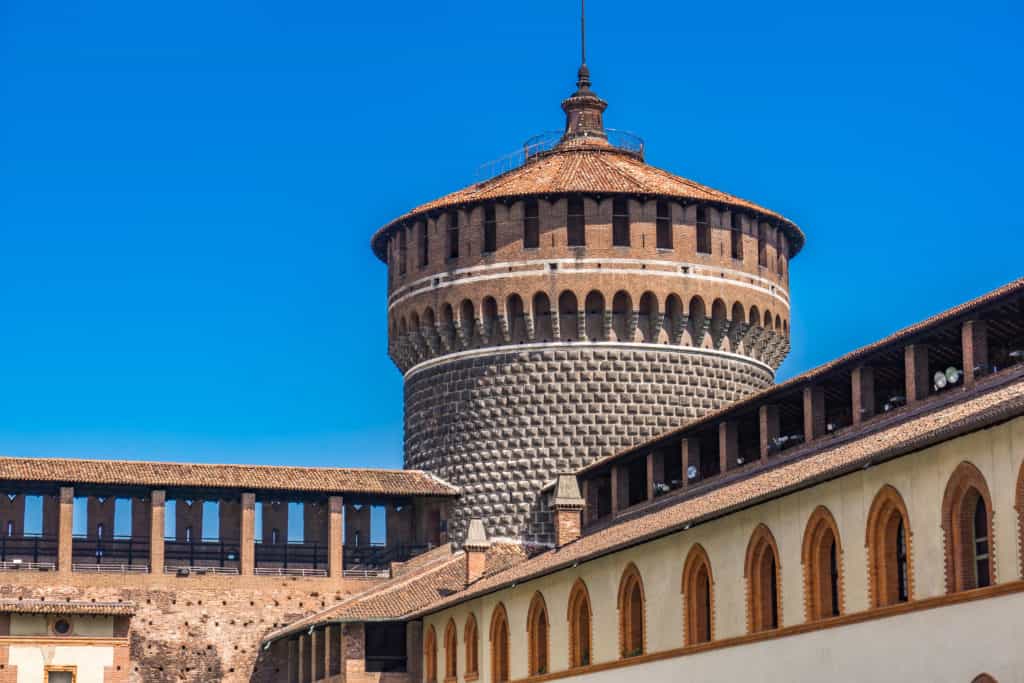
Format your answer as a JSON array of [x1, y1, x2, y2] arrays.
[[581, 0, 587, 67]]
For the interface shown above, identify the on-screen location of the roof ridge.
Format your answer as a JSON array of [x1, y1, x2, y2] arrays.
[[0, 454, 439, 476]]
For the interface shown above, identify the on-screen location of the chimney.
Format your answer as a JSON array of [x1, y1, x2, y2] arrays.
[[464, 518, 491, 584], [552, 473, 585, 548]]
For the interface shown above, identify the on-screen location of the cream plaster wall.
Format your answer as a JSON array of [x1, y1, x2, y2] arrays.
[[9, 644, 114, 683], [11, 614, 114, 637], [423, 415, 1024, 683]]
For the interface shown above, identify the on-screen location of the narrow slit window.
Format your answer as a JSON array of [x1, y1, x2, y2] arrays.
[[447, 211, 460, 260], [567, 197, 586, 247], [896, 519, 909, 602], [696, 206, 711, 254], [973, 495, 990, 588], [419, 221, 429, 268], [730, 213, 743, 260], [483, 204, 497, 253], [612, 197, 630, 246], [398, 229, 407, 275], [524, 199, 540, 249], [758, 223, 768, 267], [656, 200, 672, 249]]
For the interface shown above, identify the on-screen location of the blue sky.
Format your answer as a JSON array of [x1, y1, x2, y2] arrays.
[[1, 0, 1021, 470]]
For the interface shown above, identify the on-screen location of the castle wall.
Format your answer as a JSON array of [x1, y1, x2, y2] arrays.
[[404, 345, 773, 543]]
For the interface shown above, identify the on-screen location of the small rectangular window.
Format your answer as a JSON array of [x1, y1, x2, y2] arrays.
[[398, 228, 407, 275], [418, 221, 429, 268], [696, 206, 711, 254], [758, 223, 768, 267], [483, 204, 497, 253], [523, 199, 540, 249], [447, 211, 459, 260], [656, 200, 672, 250], [730, 213, 743, 260], [567, 197, 586, 247], [612, 197, 630, 247]]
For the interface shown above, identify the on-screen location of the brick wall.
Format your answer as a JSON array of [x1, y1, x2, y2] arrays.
[[0, 570, 386, 682]]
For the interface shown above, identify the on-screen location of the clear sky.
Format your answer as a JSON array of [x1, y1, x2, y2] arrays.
[[1, 0, 1021, 470]]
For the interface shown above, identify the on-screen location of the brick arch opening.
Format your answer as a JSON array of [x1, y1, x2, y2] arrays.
[[489, 603, 510, 683], [532, 292, 553, 342], [686, 295, 705, 347], [424, 624, 438, 683], [526, 591, 550, 676], [558, 291, 579, 342], [507, 293, 527, 344], [638, 292, 658, 343], [463, 613, 479, 679], [802, 505, 844, 620], [710, 298, 728, 350], [617, 562, 646, 658], [567, 578, 593, 668], [443, 618, 458, 680], [663, 294, 683, 344], [460, 299, 477, 347], [612, 291, 632, 342], [942, 461, 996, 592], [585, 290, 606, 342], [482, 297, 499, 344], [745, 523, 782, 632], [866, 484, 914, 607], [681, 543, 714, 645]]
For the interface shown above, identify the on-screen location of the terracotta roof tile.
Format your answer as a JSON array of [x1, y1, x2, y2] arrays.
[[411, 377, 1024, 617], [264, 542, 531, 643], [0, 599, 135, 616], [0, 456, 459, 497], [371, 147, 804, 260]]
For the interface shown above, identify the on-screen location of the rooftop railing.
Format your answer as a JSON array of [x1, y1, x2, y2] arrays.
[[476, 129, 645, 182]]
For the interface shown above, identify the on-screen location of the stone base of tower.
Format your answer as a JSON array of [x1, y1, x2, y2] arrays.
[[403, 344, 773, 544]]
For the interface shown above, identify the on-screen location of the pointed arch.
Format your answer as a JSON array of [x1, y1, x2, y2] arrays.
[[617, 562, 645, 658], [866, 484, 913, 607], [681, 543, 714, 645], [424, 624, 438, 682], [526, 592, 550, 676], [802, 506, 844, 620], [489, 603, 510, 683], [745, 524, 782, 632], [567, 579, 593, 668], [942, 461, 995, 592], [443, 618, 458, 680], [464, 613, 479, 679]]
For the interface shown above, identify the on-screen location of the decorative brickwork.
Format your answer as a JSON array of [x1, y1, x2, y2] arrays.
[[866, 485, 914, 608], [801, 505, 845, 621], [616, 563, 646, 659], [744, 524, 782, 633], [405, 346, 772, 543], [941, 461, 996, 593], [681, 543, 714, 645]]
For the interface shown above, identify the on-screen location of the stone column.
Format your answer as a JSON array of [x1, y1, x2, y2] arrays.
[[149, 490, 165, 574], [759, 405, 779, 460], [240, 492, 255, 576], [851, 366, 875, 424], [57, 486, 74, 575], [328, 495, 344, 580]]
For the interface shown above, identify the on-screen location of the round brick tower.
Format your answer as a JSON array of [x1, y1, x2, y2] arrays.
[[371, 60, 804, 544]]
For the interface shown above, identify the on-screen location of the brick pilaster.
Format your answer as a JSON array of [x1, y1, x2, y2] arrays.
[[328, 495, 344, 580], [851, 366, 875, 424], [57, 486, 74, 575], [759, 404, 779, 460], [905, 343, 930, 404], [803, 385, 825, 441], [149, 490, 165, 574], [240, 492, 256, 576], [962, 319, 988, 388]]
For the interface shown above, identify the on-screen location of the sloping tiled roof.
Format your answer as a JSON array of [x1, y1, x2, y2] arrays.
[[264, 542, 531, 643], [410, 376, 1024, 617], [577, 275, 1024, 478], [370, 146, 804, 260], [0, 456, 459, 497], [0, 599, 135, 616]]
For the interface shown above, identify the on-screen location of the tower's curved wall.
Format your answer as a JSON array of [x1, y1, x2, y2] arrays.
[[381, 193, 795, 543]]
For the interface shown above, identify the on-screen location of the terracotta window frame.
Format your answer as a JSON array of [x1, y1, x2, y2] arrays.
[[464, 613, 479, 681], [866, 484, 914, 607], [526, 591, 550, 676], [745, 523, 783, 633], [971, 674, 998, 683], [443, 618, 458, 681], [1017, 460, 1024, 580], [489, 603, 510, 683], [802, 505, 845, 621], [617, 562, 646, 659], [567, 578, 593, 669], [942, 461, 996, 593], [44, 667, 77, 683], [681, 543, 714, 645], [423, 624, 438, 683]]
